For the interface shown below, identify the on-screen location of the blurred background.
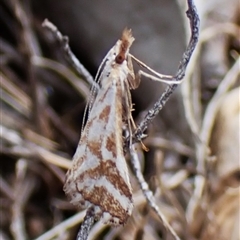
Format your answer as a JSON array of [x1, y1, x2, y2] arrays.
[[0, 0, 239, 239]]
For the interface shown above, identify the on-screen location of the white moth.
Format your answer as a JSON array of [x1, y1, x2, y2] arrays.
[[64, 29, 136, 225]]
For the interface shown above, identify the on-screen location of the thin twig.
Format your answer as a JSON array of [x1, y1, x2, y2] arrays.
[[34, 211, 86, 240], [0, 175, 15, 200], [198, 57, 240, 169], [32, 56, 90, 98], [144, 136, 195, 157], [11, 0, 42, 132], [129, 144, 181, 240], [133, 0, 200, 142], [186, 57, 240, 223], [1, 72, 31, 108], [11, 159, 36, 240], [42, 19, 96, 88], [181, 22, 240, 137], [0, 125, 71, 170], [88, 221, 109, 240]]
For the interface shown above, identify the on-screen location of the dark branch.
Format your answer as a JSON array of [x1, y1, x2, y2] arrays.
[[76, 207, 95, 240], [42, 19, 96, 87], [133, 0, 200, 142]]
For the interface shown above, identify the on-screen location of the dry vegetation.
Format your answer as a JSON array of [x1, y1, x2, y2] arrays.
[[0, 0, 239, 240]]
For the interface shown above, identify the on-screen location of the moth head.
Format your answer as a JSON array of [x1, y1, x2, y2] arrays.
[[94, 29, 135, 85], [115, 28, 135, 64]]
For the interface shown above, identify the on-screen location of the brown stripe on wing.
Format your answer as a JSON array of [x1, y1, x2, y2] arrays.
[[76, 159, 132, 199], [87, 139, 103, 160], [78, 185, 131, 224], [99, 105, 111, 122], [98, 87, 110, 103], [105, 132, 117, 158]]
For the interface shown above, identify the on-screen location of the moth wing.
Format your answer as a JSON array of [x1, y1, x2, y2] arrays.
[[64, 79, 133, 225]]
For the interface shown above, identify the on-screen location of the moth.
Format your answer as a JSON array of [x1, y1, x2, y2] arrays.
[[64, 29, 137, 225]]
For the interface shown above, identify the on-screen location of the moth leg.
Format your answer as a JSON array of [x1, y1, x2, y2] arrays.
[[129, 104, 136, 129], [129, 54, 182, 85], [130, 104, 149, 152], [127, 55, 140, 90]]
